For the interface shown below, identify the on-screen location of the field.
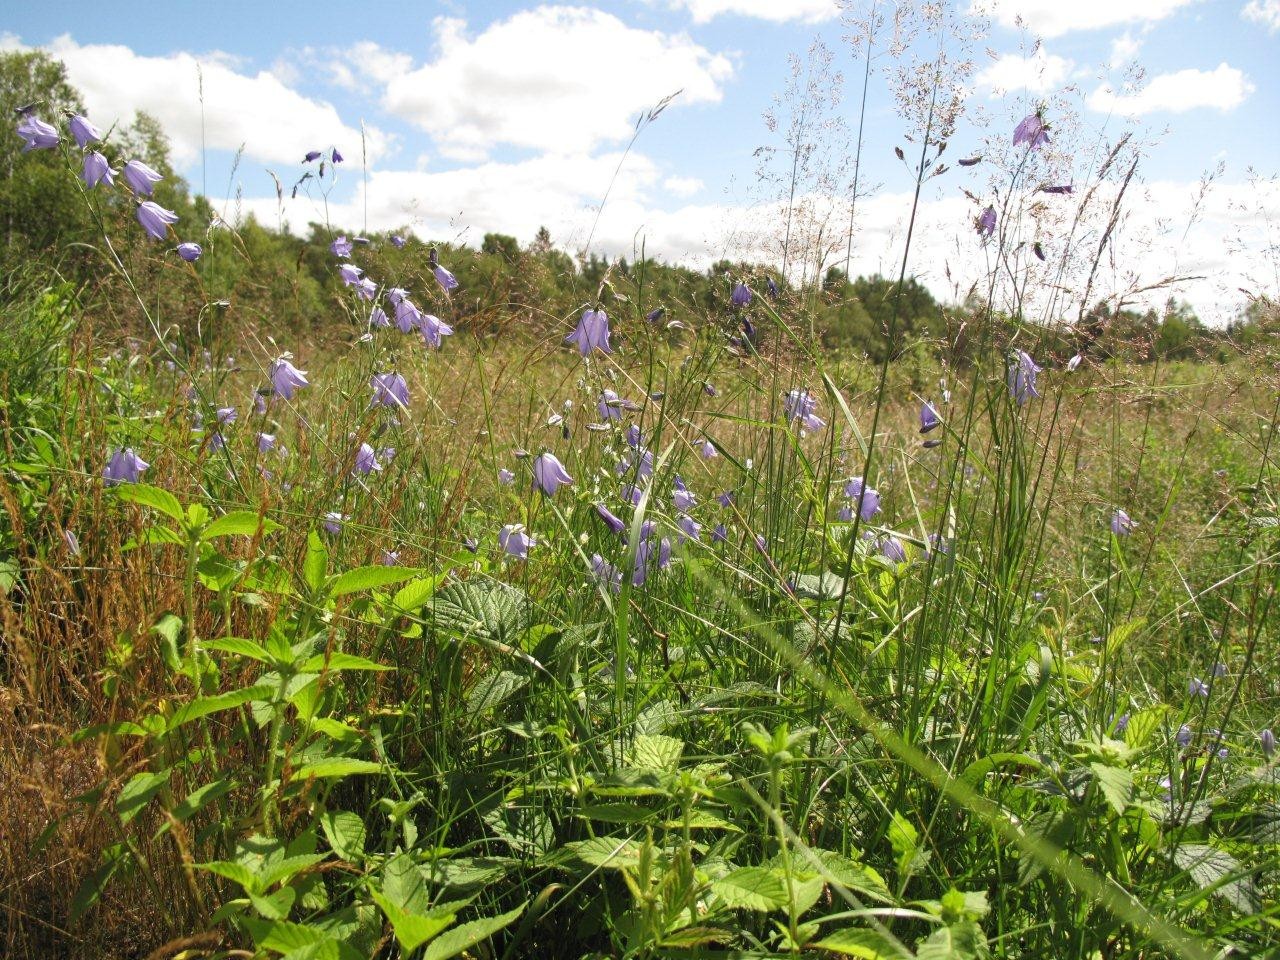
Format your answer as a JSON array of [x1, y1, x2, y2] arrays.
[[2, 43, 1280, 960]]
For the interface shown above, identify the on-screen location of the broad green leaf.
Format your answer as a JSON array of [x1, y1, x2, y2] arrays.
[[168, 779, 233, 825], [304, 531, 328, 593], [330, 565, 419, 598], [321, 810, 367, 862], [805, 850, 893, 903], [204, 637, 271, 662], [69, 843, 128, 923], [814, 927, 913, 958], [383, 852, 430, 913], [466, 669, 528, 718], [629, 733, 684, 770], [125, 525, 185, 548], [1105, 617, 1146, 661], [562, 836, 644, 869], [198, 859, 261, 894], [260, 853, 326, 889], [166, 684, 275, 731], [1173, 843, 1261, 914], [710, 866, 790, 911], [116, 483, 185, 524], [423, 904, 525, 960], [116, 769, 170, 824], [291, 758, 383, 780], [369, 888, 455, 952], [1090, 762, 1133, 815], [301, 652, 393, 673], [203, 510, 281, 540], [392, 576, 443, 612], [576, 803, 658, 825], [152, 613, 183, 671], [249, 886, 297, 920]]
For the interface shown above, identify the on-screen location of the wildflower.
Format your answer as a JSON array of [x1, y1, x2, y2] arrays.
[[958, 155, 982, 166], [1177, 724, 1192, 748], [381, 549, 400, 565], [566, 308, 612, 356], [678, 515, 702, 543], [66, 114, 101, 149], [370, 306, 390, 328], [331, 147, 343, 163], [1013, 112, 1050, 149], [500, 524, 534, 559], [323, 512, 345, 535], [704, 381, 718, 397], [1066, 354, 1082, 372], [673, 485, 696, 513], [1113, 713, 1130, 736], [700, 438, 717, 459], [391, 234, 407, 248], [633, 535, 671, 586], [598, 389, 625, 421], [625, 424, 642, 449], [845, 477, 881, 521], [63, 529, 81, 556], [1262, 729, 1275, 758], [1111, 508, 1136, 536], [731, 282, 752, 306], [394, 298, 422, 333], [1032, 242, 1046, 262], [253, 393, 268, 415], [717, 490, 734, 508], [338, 263, 363, 285], [621, 484, 643, 505], [355, 277, 378, 301], [177, 242, 202, 262], [1007, 349, 1042, 405], [371, 372, 410, 409], [880, 536, 907, 563], [82, 151, 113, 188], [354, 442, 381, 475], [712, 523, 728, 543], [533, 452, 574, 495], [1211, 662, 1228, 678], [783, 389, 825, 431], [1039, 184, 1073, 195], [103, 447, 149, 485], [257, 433, 276, 453], [419, 313, 454, 349], [378, 447, 395, 463], [645, 306, 665, 323], [498, 468, 515, 486], [591, 553, 622, 591], [331, 235, 353, 258], [122, 159, 163, 196], [304, 150, 322, 162], [270, 357, 309, 399], [136, 201, 179, 240], [766, 277, 780, 299], [463, 536, 479, 553], [1188, 677, 1209, 698], [977, 206, 997, 238], [595, 503, 627, 535], [920, 401, 942, 434], [433, 264, 459, 292], [216, 407, 237, 426], [16, 115, 59, 150], [386, 286, 409, 306]]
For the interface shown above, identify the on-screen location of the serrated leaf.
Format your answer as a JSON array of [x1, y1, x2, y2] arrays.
[[1104, 617, 1146, 661], [1090, 762, 1133, 815], [204, 637, 271, 662], [300, 652, 393, 673], [291, 758, 383, 780], [116, 769, 170, 824], [203, 510, 281, 540], [422, 903, 525, 960], [915, 920, 986, 960], [805, 850, 893, 903], [330, 565, 419, 598], [629, 733, 684, 770], [814, 927, 913, 958], [1173, 843, 1261, 914], [562, 836, 644, 869], [710, 866, 789, 911], [369, 888, 455, 953], [432, 581, 529, 645], [392, 576, 443, 612], [577, 803, 658, 824], [168, 779, 233, 825], [116, 483, 185, 523], [166, 684, 275, 731], [321, 811, 367, 862], [304, 531, 328, 593], [466, 669, 528, 718], [198, 859, 261, 894]]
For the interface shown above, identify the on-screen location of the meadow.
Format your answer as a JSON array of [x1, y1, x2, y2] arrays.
[[2, 52, 1280, 960]]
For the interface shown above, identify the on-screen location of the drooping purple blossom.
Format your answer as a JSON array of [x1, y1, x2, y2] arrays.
[[712, 523, 728, 543], [1111, 508, 1136, 536], [1067, 354, 1083, 372], [419, 313, 454, 349], [371, 372, 410, 409], [533, 452, 574, 495], [331, 235, 353, 258], [394, 298, 422, 333], [331, 147, 343, 164], [632, 534, 671, 586], [390, 234, 407, 249], [920, 401, 942, 434], [270, 357, 309, 399], [355, 277, 378, 301], [323, 511, 345, 535], [68, 114, 101, 148], [82, 151, 113, 188], [103, 447, 149, 485], [16, 115, 59, 151], [1013, 112, 1050, 150], [370, 306, 390, 328], [595, 502, 627, 535], [1007, 350, 1042, 405], [598, 389, 625, 421], [433, 264, 459, 291], [645, 306, 665, 323], [1177, 724, 1192, 748], [678, 515, 702, 543], [783, 389, 825, 431], [1039, 184, 1073, 195], [136, 201, 179, 240], [63, 529, 81, 556], [977, 206, 997, 239], [500, 524, 534, 559], [1262, 729, 1276, 758], [625, 424, 642, 449], [566, 309, 612, 356], [699, 438, 717, 459], [766, 277, 780, 299], [958, 155, 982, 166], [591, 553, 622, 591], [498, 468, 515, 486], [304, 150, 322, 163], [122, 159, 163, 196], [1188, 677, 1209, 698], [844, 477, 881, 521], [1032, 242, 1046, 262], [731, 282, 752, 307], [354, 442, 382, 475], [880, 536, 907, 564], [177, 242, 203, 262], [380, 549, 400, 566], [338, 263, 363, 286], [257, 433, 276, 453]]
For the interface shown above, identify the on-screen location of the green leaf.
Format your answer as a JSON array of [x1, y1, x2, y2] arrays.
[[814, 927, 913, 958], [629, 733, 684, 770], [152, 613, 183, 671], [168, 779, 233, 825], [321, 810, 367, 863], [329, 565, 419, 598], [291, 758, 383, 780], [369, 889, 455, 952], [204, 637, 271, 662], [260, 853, 326, 889], [304, 531, 328, 593], [391, 576, 443, 612], [203, 510, 282, 540], [198, 859, 262, 895], [1090, 762, 1133, 815], [710, 866, 790, 911], [432, 581, 530, 645], [466, 669, 528, 718], [126, 524, 185, 548], [805, 850, 893, 903], [423, 904, 525, 960], [166, 684, 275, 731], [300, 652, 393, 673], [69, 842, 129, 923], [116, 769, 170, 824], [1173, 843, 1261, 914], [576, 803, 659, 825], [1105, 617, 1146, 661], [116, 483, 185, 524], [915, 920, 987, 960], [561, 836, 644, 869]]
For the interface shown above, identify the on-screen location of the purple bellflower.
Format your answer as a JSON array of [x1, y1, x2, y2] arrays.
[[1008, 350, 1042, 405], [977, 206, 997, 239], [591, 554, 623, 592], [390, 234, 407, 248], [645, 306, 665, 323], [533, 452, 574, 495], [1189, 677, 1210, 698], [82, 151, 113, 188], [783, 389, 825, 431], [433, 264, 459, 292], [959, 155, 982, 166], [257, 433, 276, 453], [338, 263, 363, 286], [331, 147, 343, 163], [69, 114, 101, 148], [920, 401, 942, 434], [1111, 508, 1136, 536], [354, 442, 381, 475], [370, 306, 390, 329], [355, 277, 378, 301], [500, 524, 534, 559], [1013, 112, 1050, 149], [712, 523, 728, 543], [323, 512, 345, 535], [17, 115, 60, 151], [678, 515, 702, 543], [845, 477, 881, 521], [1262, 729, 1275, 758], [1177, 724, 1193, 748], [766, 277, 780, 299], [137, 201, 179, 240], [303, 150, 322, 162], [371, 372, 410, 409], [731, 282, 752, 306], [1039, 184, 1073, 195], [270, 358, 309, 399], [394, 298, 422, 333], [595, 502, 627, 535], [498, 468, 515, 485], [177, 242, 202, 262], [103, 447, 149, 485], [880, 536, 907, 564], [331, 235, 353, 258], [123, 159, 163, 196], [700, 438, 717, 459], [419, 313, 454, 348], [566, 308, 612, 356]]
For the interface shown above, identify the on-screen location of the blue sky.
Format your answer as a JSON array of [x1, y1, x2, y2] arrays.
[[4, 0, 1278, 320]]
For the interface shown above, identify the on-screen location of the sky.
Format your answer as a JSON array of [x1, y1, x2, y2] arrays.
[[4, 0, 1278, 323]]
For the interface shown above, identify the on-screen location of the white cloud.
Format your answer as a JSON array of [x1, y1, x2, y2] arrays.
[[1109, 32, 1142, 62], [663, 175, 705, 198], [668, 0, 839, 22], [1242, 0, 1280, 30], [978, 0, 1195, 37], [19, 35, 387, 167], [1089, 63, 1254, 115], [975, 49, 1074, 96], [378, 8, 733, 160]]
